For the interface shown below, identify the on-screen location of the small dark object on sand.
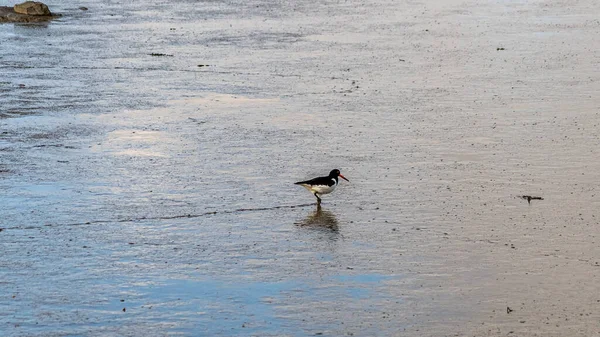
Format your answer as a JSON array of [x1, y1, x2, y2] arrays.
[[507, 306, 513, 314], [520, 195, 543, 204], [79, 6, 88, 11], [149, 53, 173, 57]]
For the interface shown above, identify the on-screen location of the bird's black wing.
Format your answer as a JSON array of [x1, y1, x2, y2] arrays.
[[294, 176, 333, 186]]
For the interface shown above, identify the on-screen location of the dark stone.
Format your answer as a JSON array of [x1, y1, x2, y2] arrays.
[[0, 2, 59, 23], [14, 1, 51, 16]]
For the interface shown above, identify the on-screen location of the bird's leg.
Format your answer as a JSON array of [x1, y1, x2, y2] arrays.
[[314, 193, 321, 205]]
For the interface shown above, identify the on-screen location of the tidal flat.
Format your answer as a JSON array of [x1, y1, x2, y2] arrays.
[[1, 0, 600, 336]]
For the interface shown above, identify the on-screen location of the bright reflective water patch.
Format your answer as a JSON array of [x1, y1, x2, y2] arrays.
[[127, 274, 402, 336]]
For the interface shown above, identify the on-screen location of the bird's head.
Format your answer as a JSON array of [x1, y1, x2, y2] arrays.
[[330, 169, 349, 182]]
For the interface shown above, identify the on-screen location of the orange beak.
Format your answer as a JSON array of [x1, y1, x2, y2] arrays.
[[339, 174, 349, 182]]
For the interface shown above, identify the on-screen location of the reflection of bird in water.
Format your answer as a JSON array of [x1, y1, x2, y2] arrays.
[[296, 205, 339, 232], [294, 169, 349, 205]]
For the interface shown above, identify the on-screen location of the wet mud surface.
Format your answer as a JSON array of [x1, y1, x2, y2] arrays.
[[2, 0, 600, 336]]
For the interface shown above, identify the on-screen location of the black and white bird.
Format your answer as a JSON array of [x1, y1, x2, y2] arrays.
[[294, 169, 350, 204]]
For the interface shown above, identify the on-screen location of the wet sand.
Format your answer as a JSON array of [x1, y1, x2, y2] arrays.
[[1, 0, 600, 336]]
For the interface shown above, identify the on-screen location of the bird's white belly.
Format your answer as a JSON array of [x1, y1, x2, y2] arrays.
[[306, 184, 335, 195]]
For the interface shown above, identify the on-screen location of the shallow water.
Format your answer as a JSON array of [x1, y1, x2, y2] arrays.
[[2, 0, 600, 336]]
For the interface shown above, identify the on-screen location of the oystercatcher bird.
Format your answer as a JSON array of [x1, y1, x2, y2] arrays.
[[294, 169, 349, 204]]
